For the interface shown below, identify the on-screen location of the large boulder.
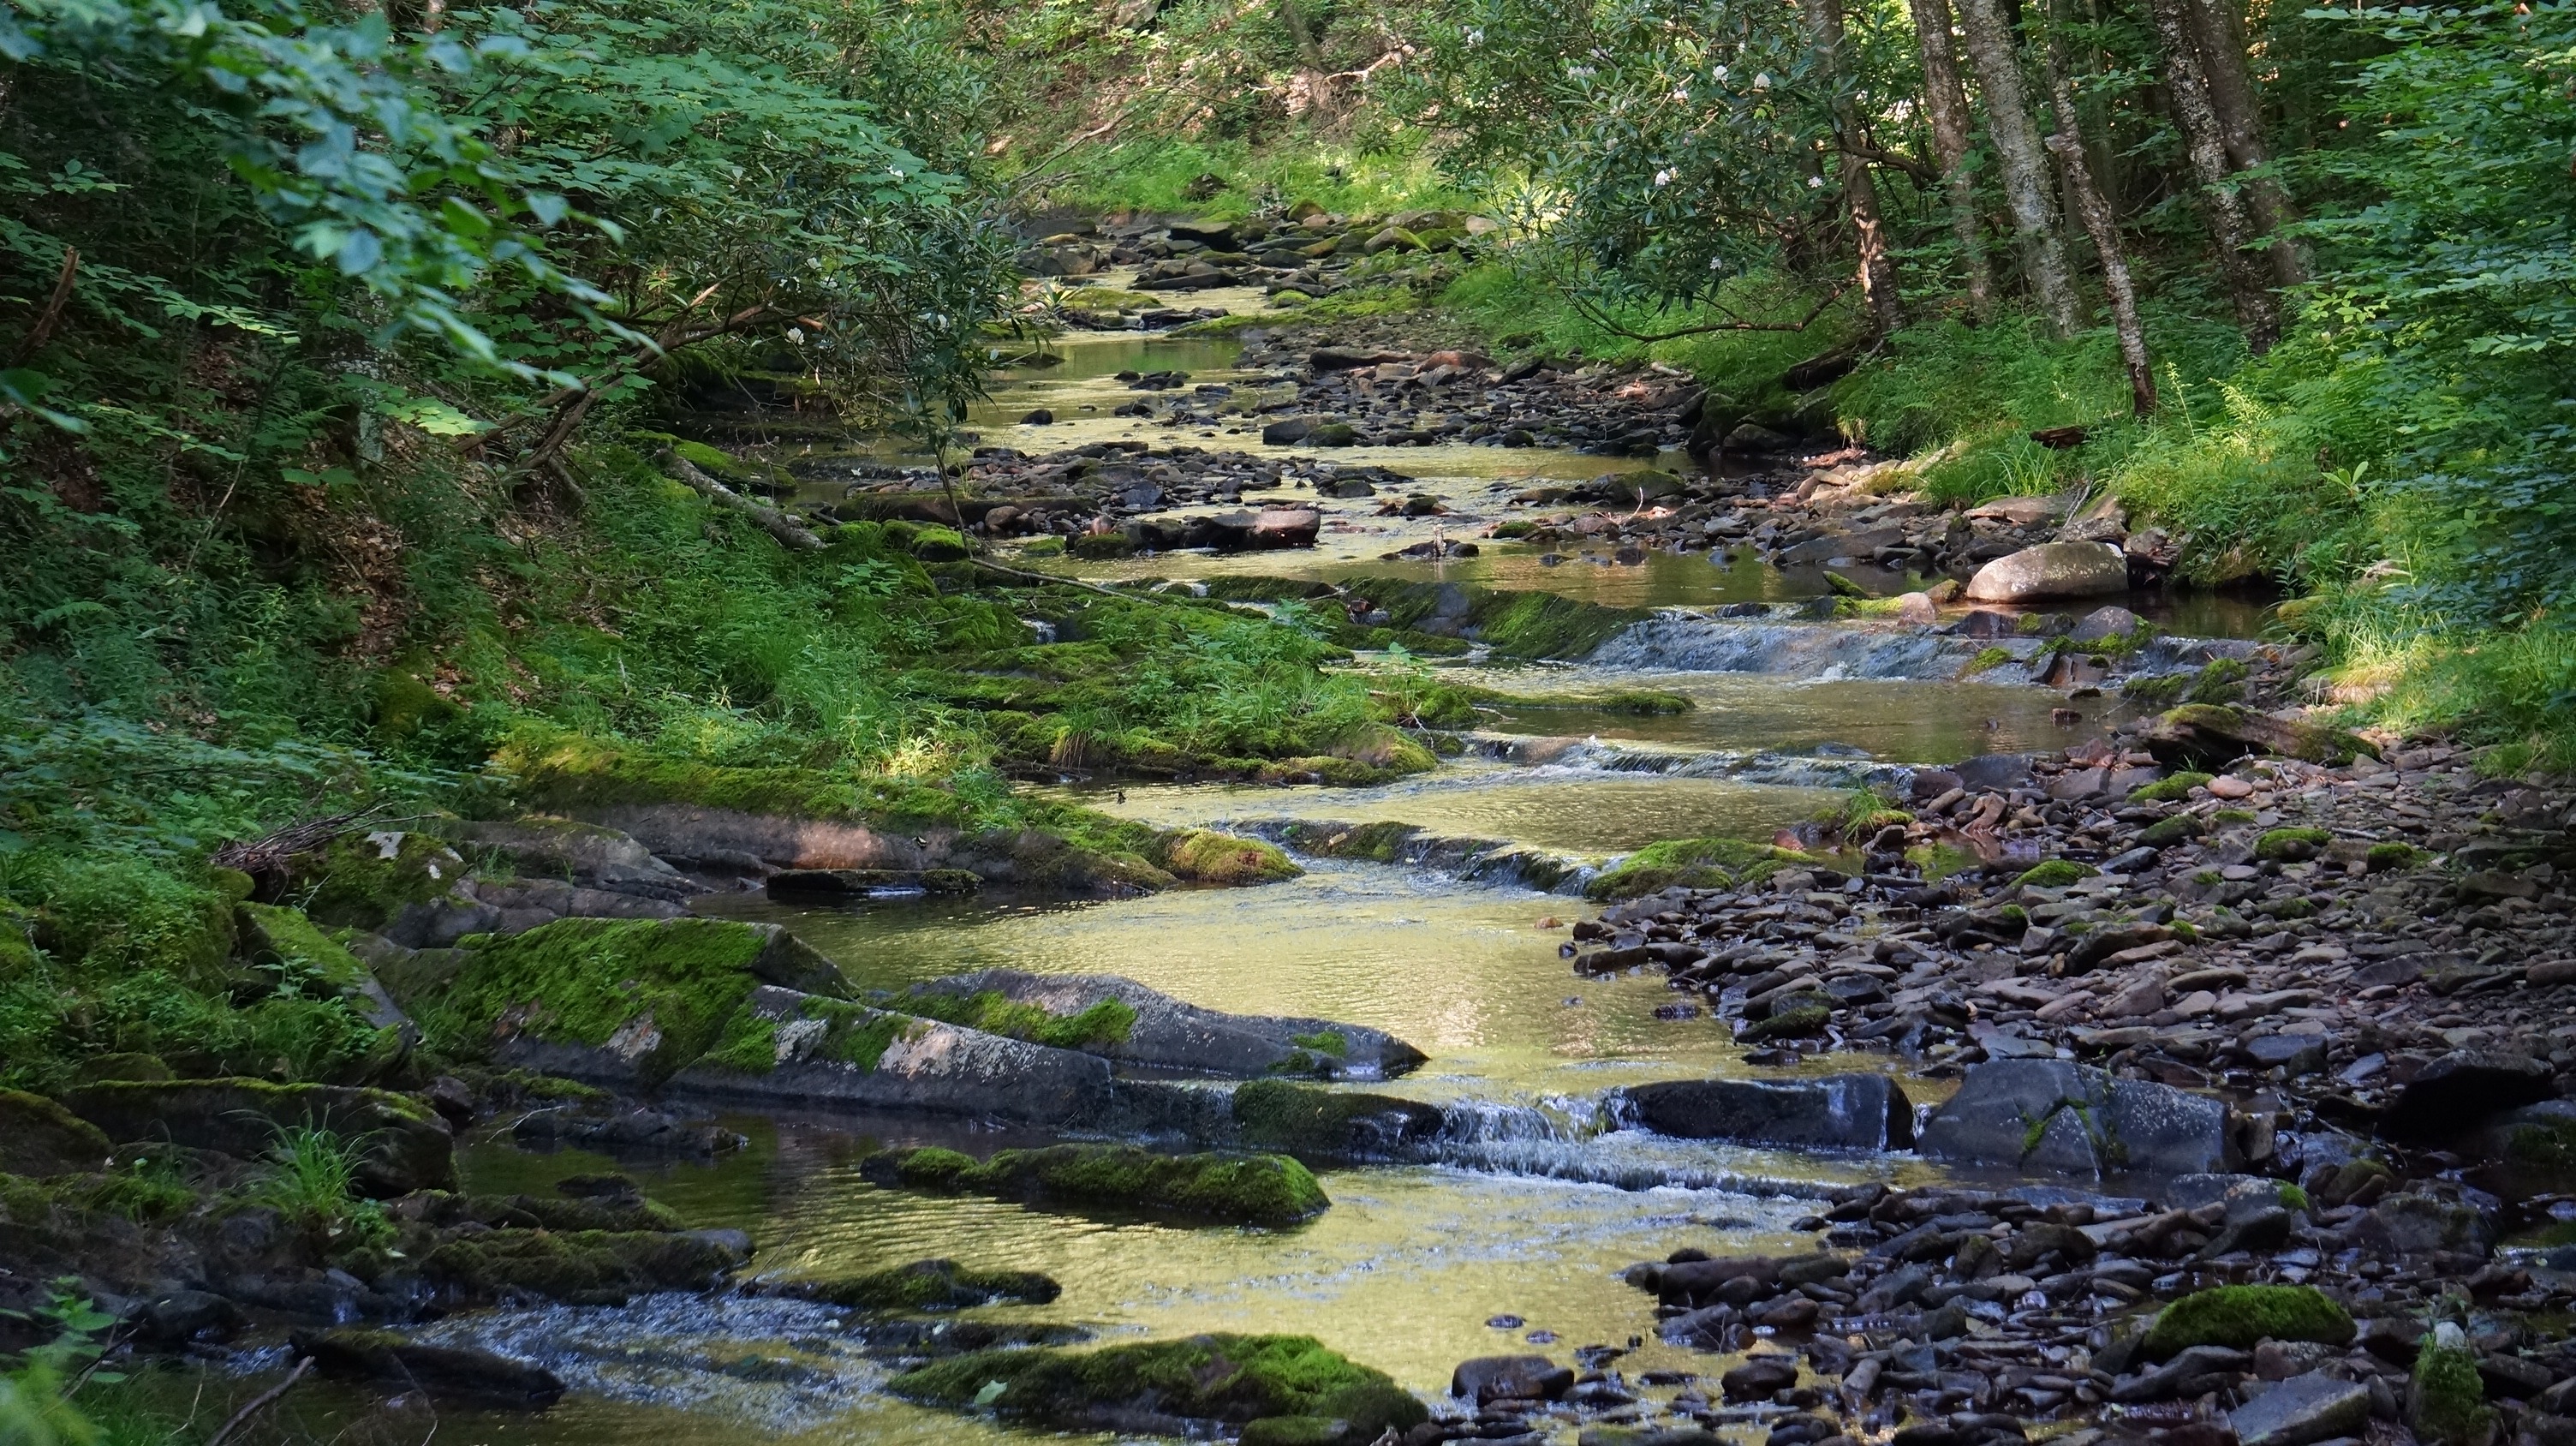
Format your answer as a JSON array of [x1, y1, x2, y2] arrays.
[[1615, 1074, 1914, 1150], [1963, 542, 2129, 603], [62, 1079, 453, 1195], [0, 1090, 112, 1177], [903, 971, 1425, 1080], [398, 917, 850, 1090], [2141, 704, 2376, 768], [667, 985, 1115, 1126], [862, 1144, 1330, 1226], [1917, 1059, 2236, 1177], [2380, 1051, 2555, 1141], [1248, 509, 1322, 549], [891, 1334, 1426, 1439], [1229, 1079, 1447, 1161], [1452, 1355, 1575, 1403]]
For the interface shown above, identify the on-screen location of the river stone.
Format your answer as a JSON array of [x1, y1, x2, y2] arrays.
[[2231, 1371, 2372, 1446], [1616, 1073, 1914, 1150], [907, 970, 1426, 1079], [295, 1329, 566, 1408], [1917, 1059, 2237, 1178], [1261, 418, 1313, 445], [2352, 1192, 2496, 1256], [1249, 509, 1321, 549], [668, 985, 1115, 1126], [2380, 1049, 2555, 1140], [63, 1079, 454, 1195], [1778, 528, 1904, 567], [435, 817, 696, 903], [2072, 605, 2144, 642], [1452, 1354, 1574, 1402], [1964, 542, 2129, 602]]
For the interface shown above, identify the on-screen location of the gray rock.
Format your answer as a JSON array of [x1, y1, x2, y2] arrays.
[[1964, 542, 2130, 603], [2243, 1034, 2329, 1074], [2072, 606, 2145, 642], [437, 817, 697, 902], [2351, 1192, 2496, 1256], [294, 1329, 566, 1408], [1917, 1059, 2237, 1178], [1452, 1354, 1574, 1402], [1615, 1073, 1914, 1150], [668, 985, 1116, 1126], [2231, 1371, 2373, 1446], [906, 970, 1425, 1079], [2111, 1345, 2253, 1402], [2381, 1050, 2555, 1140]]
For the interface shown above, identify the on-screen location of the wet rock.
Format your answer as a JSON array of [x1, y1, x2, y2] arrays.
[[512, 1104, 743, 1156], [1720, 1354, 1800, 1401], [861, 1142, 1330, 1226], [2143, 1285, 2354, 1357], [765, 868, 981, 899], [2351, 1192, 2496, 1257], [1917, 1059, 2236, 1177], [2072, 606, 2145, 642], [294, 1329, 567, 1407], [63, 1079, 453, 1195], [669, 984, 1116, 1126], [1453, 1354, 1576, 1403], [901, 970, 1425, 1079], [1579, 1428, 1722, 1446], [1229, 1079, 1446, 1160], [1249, 508, 1322, 548], [2112, 1344, 2254, 1401], [125, 1289, 242, 1346], [2140, 703, 2375, 768], [415, 1228, 748, 1306], [1614, 1073, 1914, 1150], [894, 1334, 1426, 1438], [1262, 418, 1313, 445], [1964, 543, 2129, 602], [2379, 1050, 2555, 1140], [2231, 1371, 2372, 1446]]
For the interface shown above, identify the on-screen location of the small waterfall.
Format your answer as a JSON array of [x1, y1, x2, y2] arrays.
[[1588, 615, 2012, 680]]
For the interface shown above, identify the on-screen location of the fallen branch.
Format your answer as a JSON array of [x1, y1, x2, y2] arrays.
[[205, 1355, 313, 1446], [12, 247, 78, 364], [659, 447, 823, 552]]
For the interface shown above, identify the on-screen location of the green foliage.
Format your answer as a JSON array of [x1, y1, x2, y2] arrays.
[[255, 1121, 389, 1250], [891, 1332, 1427, 1437], [0, 1280, 122, 1446], [2410, 1338, 2494, 1446], [2141, 1285, 2355, 1359], [2129, 772, 2215, 803]]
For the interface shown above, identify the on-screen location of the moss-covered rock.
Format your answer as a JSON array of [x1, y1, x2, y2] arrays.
[[890, 1333, 1427, 1438], [1325, 723, 1437, 776], [416, 1228, 747, 1305], [909, 525, 971, 562], [777, 1258, 1061, 1312], [2255, 828, 2333, 863], [60, 1079, 452, 1195], [0, 1090, 111, 1177], [2410, 1337, 2493, 1446], [2139, 815, 2209, 847], [1155, 829, 1303, 886], [406, 917, 849, 1089], [1587, 838, 1796, 900], [1230, 1079, 1446, 1160], [2129, 772, 2215, 803], [2015, 859, 2098, 889], [861, 1144, 1329, 1226], [893, 988, 1137, 1052], [2144, 703, 2374, 767], [1735, 1000, 1831, 1043], [2367, 841, 2427, 872], [290, 830, 471, 935], [402, 1189, 683, 1234], [293, 1327, 564, 1408], [2140, 1284, 2354, 1359]]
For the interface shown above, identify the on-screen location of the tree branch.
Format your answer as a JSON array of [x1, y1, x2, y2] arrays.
[[1839, 140, 1938, 184], [1559, 280, 1854, 342]]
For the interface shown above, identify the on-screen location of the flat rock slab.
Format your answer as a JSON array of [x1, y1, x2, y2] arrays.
[[2230, 1371, 2370, 1446], [670, 985, 1115, 1126], [1616, 1073, 1914, 1150], [1917, 1058, 2236, 1178], [910, 970, 1427, 1080]]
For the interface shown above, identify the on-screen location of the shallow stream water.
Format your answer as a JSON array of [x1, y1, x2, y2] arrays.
[[403, 290, 2280, 1444]]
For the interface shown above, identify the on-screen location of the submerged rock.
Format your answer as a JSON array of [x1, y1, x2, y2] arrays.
[[294, 1328, 566, 1408], [860, 1143, 1330, 1226], [1615, 1073, 1914, 1150], [902, 970, 1426, 1079], [1229, 1079, 1446, 1160], [767, 1258, 1061, 1311], [891, 1333, 1426, 1439], [1453, 1353, 1576, 1403]]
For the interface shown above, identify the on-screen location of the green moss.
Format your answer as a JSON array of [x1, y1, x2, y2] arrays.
[[909, 526, 971, 562], [25, 854, 237, 985], [896, 989, 1137, 1051], [704, 1007, 783, 1074], [2507, 1118, 2576, 1171], [2411, 1340, 2493, 1446], [1240, 1417, 1351, 1446], [1156, 829, 1303, 885], [1568, 688, 1696, 715], [889, 1333, 1426, 1437], [419, 1228, 744, 1305], [1229, 1079, 1444, 1159], [862, 1144, 1330, 1226], [2215, 808, 2259, 824], [2140, 1285, 2355, 1359], [1587, 837, 1797, 900], [2277, 1183, 2311, 1212], [1288, 1031, 1348, 1058], [294, 831, 465, 934], [785, 1258, 1062, 1312], [2130, 772, 2215, 803], [1068, 532, 1136, 559], [409, 917, 843, 1087], [2140, 815, 2209, 846], [1962, 646, 2017, 677], [2368, 841, 2427, 872], [493, 729, 976, 832], [1736, 999, 1831, 1043], [2256, 827, 2333, 862], [1326, 722, 1437, 775], [2015, 859, 2099, 889], [236, 903, 374, 994]]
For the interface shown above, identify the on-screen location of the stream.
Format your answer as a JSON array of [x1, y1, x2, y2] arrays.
[[397, 285, 2280, 1444]]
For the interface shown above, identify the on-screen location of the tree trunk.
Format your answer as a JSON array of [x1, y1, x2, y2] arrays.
[[1806, 0, 1907, 338], [1904, 0, 1998, 319], [2182, 0, 2304, 284], [1951, 0, 2084, 336], [2041, 0, 2156, 415], [2144, 0, 2280, 349]]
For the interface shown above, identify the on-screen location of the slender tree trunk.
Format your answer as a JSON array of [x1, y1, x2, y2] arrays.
[[1904, 0, 1997, 320], [1279, 0, 1324, 66], [1807, 0, 1906, 338], [2041, 0, 2155, 415], [1951, 0, 2084, 336], [2144, 0, 2280, 349], [2181, 0, 2304, 285]]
